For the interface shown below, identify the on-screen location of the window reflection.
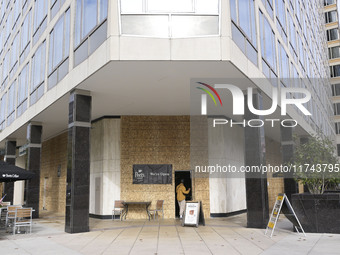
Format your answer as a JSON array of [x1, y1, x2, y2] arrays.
[[0, 93, 7, 130], [75, 0, 108, 47], [49, 9, 70, 75], [120, 0, 219, 37]]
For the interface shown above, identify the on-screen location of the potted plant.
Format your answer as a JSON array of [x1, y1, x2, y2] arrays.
[[290, 133, 340, 233]]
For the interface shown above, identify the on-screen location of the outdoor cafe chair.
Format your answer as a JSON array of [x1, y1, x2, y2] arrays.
[[112, 200, 125, 221], [12, 208, 33, 235], [149, 200, 164, 220], [0, 202, 11, 221], [6, 205, 22, 227]]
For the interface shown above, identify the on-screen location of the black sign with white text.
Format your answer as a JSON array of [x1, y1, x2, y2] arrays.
[[133, 164, 172, 184]]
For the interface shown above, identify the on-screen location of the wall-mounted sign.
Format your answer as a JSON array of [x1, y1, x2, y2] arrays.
[[19, 143, 29, 156], [133, 164, 172, 184]]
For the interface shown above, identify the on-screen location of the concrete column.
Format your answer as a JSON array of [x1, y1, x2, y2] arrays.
[[4, 140, 16, 204], [65, 89, 91, 233], [244, 90, 269, 228], [281, 124, 298, 201], [26, 123, 43, 218]]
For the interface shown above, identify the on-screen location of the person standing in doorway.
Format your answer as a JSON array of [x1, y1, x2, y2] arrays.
[[176, 179, 190, 219]]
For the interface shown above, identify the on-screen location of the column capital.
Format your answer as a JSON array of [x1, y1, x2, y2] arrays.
[[70, 89, 91, 96]]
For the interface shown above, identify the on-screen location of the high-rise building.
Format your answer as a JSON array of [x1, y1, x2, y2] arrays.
[[0, 0, 335, 233], [325, 0, 340, 156]]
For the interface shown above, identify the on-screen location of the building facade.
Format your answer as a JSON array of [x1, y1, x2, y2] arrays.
[[325, 0, 340, 156], [0, 0, 335, 233]]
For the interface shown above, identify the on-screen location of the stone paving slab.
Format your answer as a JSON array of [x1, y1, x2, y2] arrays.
[[1, 214, 340, 255]]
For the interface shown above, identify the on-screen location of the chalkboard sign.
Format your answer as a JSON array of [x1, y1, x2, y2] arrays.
[[133, 164, 172, 184]]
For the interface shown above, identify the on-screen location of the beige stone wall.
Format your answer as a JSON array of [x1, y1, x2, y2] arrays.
[[266, 138, 284, 211], [121, 116, 210, 219], [39, 132, 68, 215]]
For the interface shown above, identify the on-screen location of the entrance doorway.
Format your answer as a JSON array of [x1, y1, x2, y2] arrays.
[[174, 171, 192, 218]]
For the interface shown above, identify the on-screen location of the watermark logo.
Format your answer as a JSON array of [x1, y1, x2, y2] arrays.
[[198, 83, 311, 117], [196, 82, 223, 114]]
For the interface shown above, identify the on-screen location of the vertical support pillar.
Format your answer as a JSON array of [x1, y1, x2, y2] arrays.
[[65, 90, 91, 233], [26, 123, 42, 218], [244, 90, 269, 228], [4, 140, 17, 204], [281, 124, 298, 201]]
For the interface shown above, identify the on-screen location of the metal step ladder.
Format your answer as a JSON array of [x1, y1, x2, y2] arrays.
[[265, 193, 306, 238]]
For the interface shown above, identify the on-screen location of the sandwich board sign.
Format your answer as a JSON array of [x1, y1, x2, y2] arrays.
[[182, 201, 205, 227], [265, 193, 305, 238]]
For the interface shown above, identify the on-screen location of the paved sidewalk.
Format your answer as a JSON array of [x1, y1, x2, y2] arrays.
[[1, 214, 339, 255]]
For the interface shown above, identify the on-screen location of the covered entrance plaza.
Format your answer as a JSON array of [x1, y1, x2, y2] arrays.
[[1, 214, 340, 255], [0, 61, 312, 233]]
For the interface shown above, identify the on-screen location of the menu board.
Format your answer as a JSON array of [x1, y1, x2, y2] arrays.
[[183, 202, 200, 227]]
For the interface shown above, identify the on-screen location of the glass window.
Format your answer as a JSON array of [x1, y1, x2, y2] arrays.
[[100, 0, 108, 21], [262, 0, 274, 19], [7, 81, 16, 117], [329, 46, 340, 59], [325, 11, 337, 24], [195, 0, 219, 14], [4, 8, 12, 45], [75, 0, 108, 47], [0, 1, 5, 23], [230, 0, 257, 48], [324, 0, 335, 6], [22, 0, 32, 14], [332, 84, 340, 96], [31, 41, 46, 93], [120, 0, 219, 37], [279, 42, 289, 79], [10, 33, 20, 72], [230, 0, 237, 21], [260, 11, 277, 73], [13, 0, 21, 27], [275, 0, 287, 30], [18, 63, 29, 106], [33, 0, 47, 33], [297, 33, 304, 68], [51, 0, 66, 20], [120, 0, 143, 13], [327, 28, 339, 41], [295, 0, 301, 25], [20, 9, 31, 55], [0, 93, 7, 129], [288, 11, 296, 51], [2, 50, 9, 84], [331, 65, 340, 78], [147, 0, 193, 12], [172, 16, 219, 37], [121, 15, 170, 37], [336, 123, 340, 135], [0, 29, 3, 55], [82, 0, 97, 38], [48, 8, 70, 85]]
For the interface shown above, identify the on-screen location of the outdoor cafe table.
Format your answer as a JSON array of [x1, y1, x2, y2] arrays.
[[122, 201, 152, 221]]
